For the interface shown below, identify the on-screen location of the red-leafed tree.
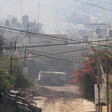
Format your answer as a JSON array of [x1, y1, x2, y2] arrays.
[[72, 48, 112, 101]]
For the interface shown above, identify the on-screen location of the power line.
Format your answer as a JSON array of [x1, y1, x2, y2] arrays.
[[33, 53, 82, 62], [3, 39, 112, 49], [91, 43, 112, 48], [103, 1, 112, 5], [13, 53, 79, 62], [12, 47, 84, 62], [3, 29, 67, 42], [0, 25, 80, 42], [2, 26, 112, 50], [31, 47, 88, 55], [73, 0, 112, 14], [2, 26, 112, 47], [10, 42, 112, 62], [12, 46, 86, 59]]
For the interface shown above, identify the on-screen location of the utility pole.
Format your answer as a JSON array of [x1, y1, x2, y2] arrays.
[[10, 42, 13, 75], [15, 40, 17, 53], [24, 24, 29, 67], [106, 54, 109, 112], [110, 79, 112, 112], [97, 58, 101, 112]]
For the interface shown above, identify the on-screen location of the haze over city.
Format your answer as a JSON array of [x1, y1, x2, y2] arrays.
[[0, 0, 74, 33], [0, 0, 112, 33], [0, 1, 112, 111]]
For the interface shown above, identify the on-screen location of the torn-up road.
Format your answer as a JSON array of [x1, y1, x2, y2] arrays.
[[32, 84, 84, 112]]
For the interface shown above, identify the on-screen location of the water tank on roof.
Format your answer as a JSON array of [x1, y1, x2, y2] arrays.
[[108, 29, 112, 37], [83, 35, 88, 42], [5, 20, 10, 27], [97, 34, 102, 39], [96, 28, 100, 34], [105, 36, 109, 40]]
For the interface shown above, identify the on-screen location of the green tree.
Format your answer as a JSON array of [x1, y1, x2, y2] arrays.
[[72, 48, 112, 101], [0, 69, 15, 103], [0, 55, 32, 89], [14, 74, 32, 88]]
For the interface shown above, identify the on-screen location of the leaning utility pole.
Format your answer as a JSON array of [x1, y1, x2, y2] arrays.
[[24, 24, 29, 67], [10, 42, 13, 75], [111, 87, 112, 112], [97, 58, 101, 112], [106, 54, 109, 112]]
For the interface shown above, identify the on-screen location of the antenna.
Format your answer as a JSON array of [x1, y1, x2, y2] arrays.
[[19, 0, 23, 23], [38, 0, 40, 23], [18, 0, 24, 24]]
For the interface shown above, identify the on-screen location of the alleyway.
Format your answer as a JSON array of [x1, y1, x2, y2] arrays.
[[35, 97, 84, 112], [33, 85, 96, 112]]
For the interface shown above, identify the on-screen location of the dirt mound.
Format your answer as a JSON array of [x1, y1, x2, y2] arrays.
[[32, 86, 79, 98]]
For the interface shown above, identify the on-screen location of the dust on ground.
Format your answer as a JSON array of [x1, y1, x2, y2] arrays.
[[32, 84, 84, 112]]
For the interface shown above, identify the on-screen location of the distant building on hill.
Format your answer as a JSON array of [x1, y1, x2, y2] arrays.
[[84, 23, 107, 31]]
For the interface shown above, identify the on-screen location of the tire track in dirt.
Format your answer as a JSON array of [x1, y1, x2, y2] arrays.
[[33, 85, 84, 112], [35, 98, 84, 112]]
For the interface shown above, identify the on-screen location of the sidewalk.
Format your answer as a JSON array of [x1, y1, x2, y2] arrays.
[[83, 99, 96, 112]]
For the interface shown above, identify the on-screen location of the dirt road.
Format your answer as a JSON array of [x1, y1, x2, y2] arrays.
[[33, 85, 84, 112], [34, 97, 83, 112]]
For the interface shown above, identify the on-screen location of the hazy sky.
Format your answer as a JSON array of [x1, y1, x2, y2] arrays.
[[1, 0, 109, 33], [0, 0, 73, 33], [0, 0, 55, 21]]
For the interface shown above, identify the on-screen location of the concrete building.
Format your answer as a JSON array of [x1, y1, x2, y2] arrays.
[[22, 15, 29, 28], [84, 23, 107, 32], [5, 20, 10, 27], [11, 17, 17, 26]]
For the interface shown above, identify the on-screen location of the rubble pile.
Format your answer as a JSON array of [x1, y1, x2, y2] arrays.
[[32, 86, 79, 98]]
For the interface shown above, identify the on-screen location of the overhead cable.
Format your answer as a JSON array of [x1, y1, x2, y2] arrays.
[[0, 25, 81, 42], [31, 47, 89, 55], [12, 53, 79, 62], [3, 39, 112, 49], [73, 0, 112, 14]]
